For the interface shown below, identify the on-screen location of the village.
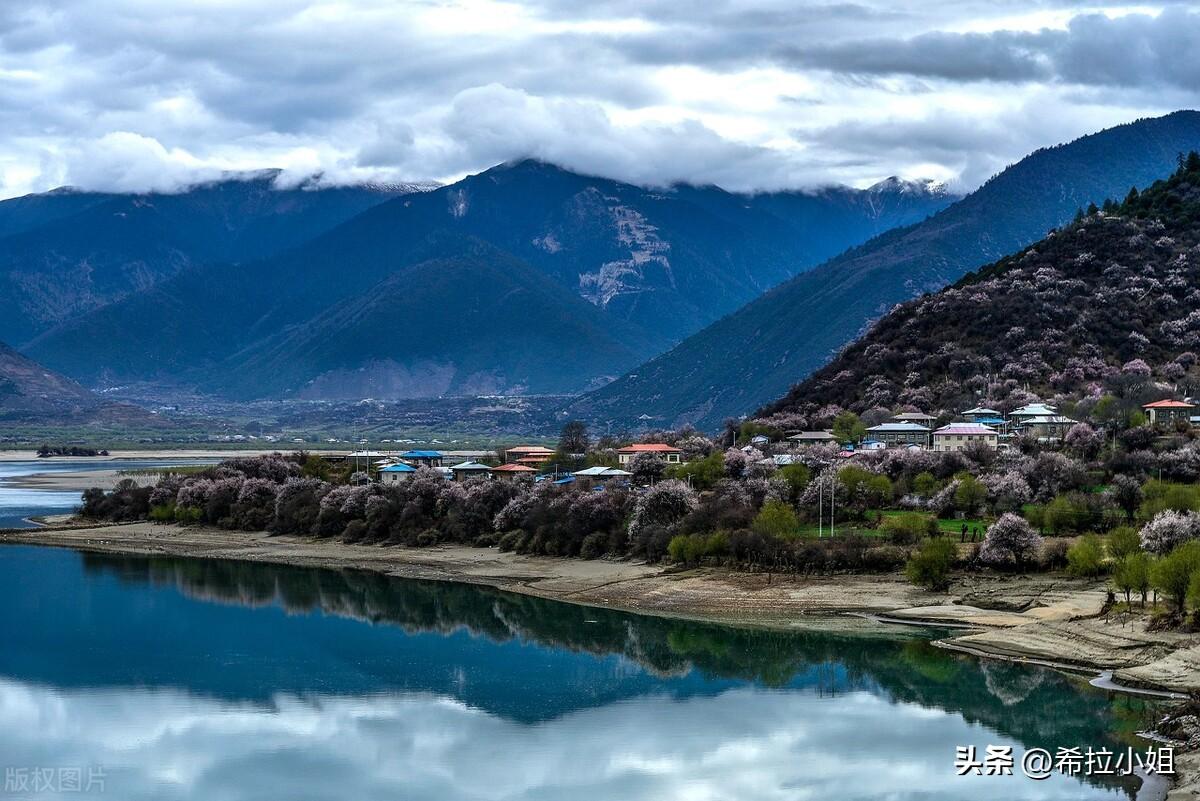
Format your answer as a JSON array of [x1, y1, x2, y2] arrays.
[[348, 395, 1196, 486]]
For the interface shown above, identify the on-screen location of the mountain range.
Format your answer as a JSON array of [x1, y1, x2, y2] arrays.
[[569, 110, 1200, 430], [753, 152, 1200, 426], [20, 160, 953, 400], [0, 171, 424, 346]]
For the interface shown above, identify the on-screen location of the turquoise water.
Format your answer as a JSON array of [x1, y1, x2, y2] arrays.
[[0, 545, 1157, 800]]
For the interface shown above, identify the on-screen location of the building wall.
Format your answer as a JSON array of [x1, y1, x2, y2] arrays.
[[932, 434, 998, 452]]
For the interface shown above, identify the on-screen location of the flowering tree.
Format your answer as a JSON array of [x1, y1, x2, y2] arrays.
[[980, 513, 1044, 569], [984, 471, 1032, 514], [1064, 423, 1104, 459], [628, 480, 697, 543], [723, 448, 750, 478], [629, 451, 666, 482], [1139, 510, 1200, 555]]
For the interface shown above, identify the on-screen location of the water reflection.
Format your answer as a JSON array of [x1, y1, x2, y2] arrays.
[[0, 546, 1157, 800]]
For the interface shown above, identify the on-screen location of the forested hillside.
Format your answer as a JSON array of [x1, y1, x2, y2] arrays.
[[569, 111, 1200, 430], [754, 153, 1200, 427]]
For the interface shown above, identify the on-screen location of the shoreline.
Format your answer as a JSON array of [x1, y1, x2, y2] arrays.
[[2, 521, 1196, 688], [3, 522, 1197, 798]]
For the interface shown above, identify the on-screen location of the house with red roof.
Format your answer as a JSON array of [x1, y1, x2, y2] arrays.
[[491, 463, 537, 481], [1143, 399, 1197, 427], [616, 443, 683, 465]]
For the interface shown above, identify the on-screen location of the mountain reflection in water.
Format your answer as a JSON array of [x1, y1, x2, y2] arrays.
[[0, 545, 1157, 800]]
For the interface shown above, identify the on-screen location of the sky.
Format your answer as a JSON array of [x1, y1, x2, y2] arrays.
[[0, 0, 1198, 198]]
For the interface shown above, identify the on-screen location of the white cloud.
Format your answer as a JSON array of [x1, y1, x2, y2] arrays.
[[0, 0, 1194, 197], [0, 679, 1113, 801]]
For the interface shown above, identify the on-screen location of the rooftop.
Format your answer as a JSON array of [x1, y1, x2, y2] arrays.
[[934, 424, 998, 435], [1144, 399, 1197, 409], [449, 461, 491, 471], [787, 431, 836, 441], [962, 407, 1000, 415], [867, 422, 931, 432], [1009, 403, 1058, 417], [574, 466, 633, 477], [400, 450, 443, 458], [380, 463, 416, 473], [892, 412, 936, 421], [492, 463, 536, 472], [617, 443, 682, 453], [506, 445, 556, 453]]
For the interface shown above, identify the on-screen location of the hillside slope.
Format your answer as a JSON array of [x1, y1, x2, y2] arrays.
[[0, 173, 415, 345], [0, 342, 156, 424], [753, 154, 1200, 424], [568, 111, 1200, 430], [26, 161, 952, 400], [204, 238, 651, 399]]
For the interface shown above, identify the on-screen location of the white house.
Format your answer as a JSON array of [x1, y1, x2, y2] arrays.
[[379, 463, 416, 484], [932, 423, 998, 452], [617, 443, 683, 465]]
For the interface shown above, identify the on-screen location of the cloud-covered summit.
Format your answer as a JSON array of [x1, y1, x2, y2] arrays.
[[0, 1, 1197, 198]]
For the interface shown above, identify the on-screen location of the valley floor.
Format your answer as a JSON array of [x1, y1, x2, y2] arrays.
[[3, 522, 1199, 798]]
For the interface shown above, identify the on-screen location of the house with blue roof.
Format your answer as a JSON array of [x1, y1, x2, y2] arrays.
[[400, 450, 444, 467], [380, 463, 417, 484]]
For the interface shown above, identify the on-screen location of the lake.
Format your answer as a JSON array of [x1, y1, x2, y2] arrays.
[[0, 544, 1161, 800], [0, 459, 217, 528]]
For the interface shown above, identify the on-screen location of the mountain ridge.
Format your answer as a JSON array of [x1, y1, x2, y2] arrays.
[[752, 152, 1200, 426], [567, 110, 1200, 431], [24, 159, 955, 400]]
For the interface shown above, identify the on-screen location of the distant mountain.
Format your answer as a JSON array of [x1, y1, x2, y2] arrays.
[[569, 110, 1200, 430], [25, 160, 954, 401], [0, 342, 155, 424], [0, 172, 423, 345], [755, 153, 1200, 424], [204, 236, 653, 399]]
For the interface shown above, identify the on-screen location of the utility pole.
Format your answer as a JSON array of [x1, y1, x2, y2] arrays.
[[818, 478, 823, 538], [830, 475, 836, 538]]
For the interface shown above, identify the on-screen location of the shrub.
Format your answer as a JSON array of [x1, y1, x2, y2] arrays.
[[1066, 534, 1106, 577], [497, 530, 525, 552], [1107, 527, 1142, 560], [752, 500, 799, 539], [579, 531, 608, 559], [1040, 538, 1070, 570], [1151, 542, 1200, 614], [668, 452, 724, 490], [880, 512, 937, 545], [863, 545, 908, 572], [148, 504, 176, 523], [979, 513, 1044, 570], [954, 474, 987, 515], [1112, 552, 1151, 606], [912, 472, 938, 498], [905, 538, 957, 591]]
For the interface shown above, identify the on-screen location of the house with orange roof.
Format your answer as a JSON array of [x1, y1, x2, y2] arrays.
[[616, 443, 683, 465], [1143, 399, 1196, 426], [491, 463, 537, 481], [504, 445, 556, 465]]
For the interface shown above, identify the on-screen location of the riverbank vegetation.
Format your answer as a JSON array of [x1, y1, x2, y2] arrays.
[[74, 410, 1200, 632]]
